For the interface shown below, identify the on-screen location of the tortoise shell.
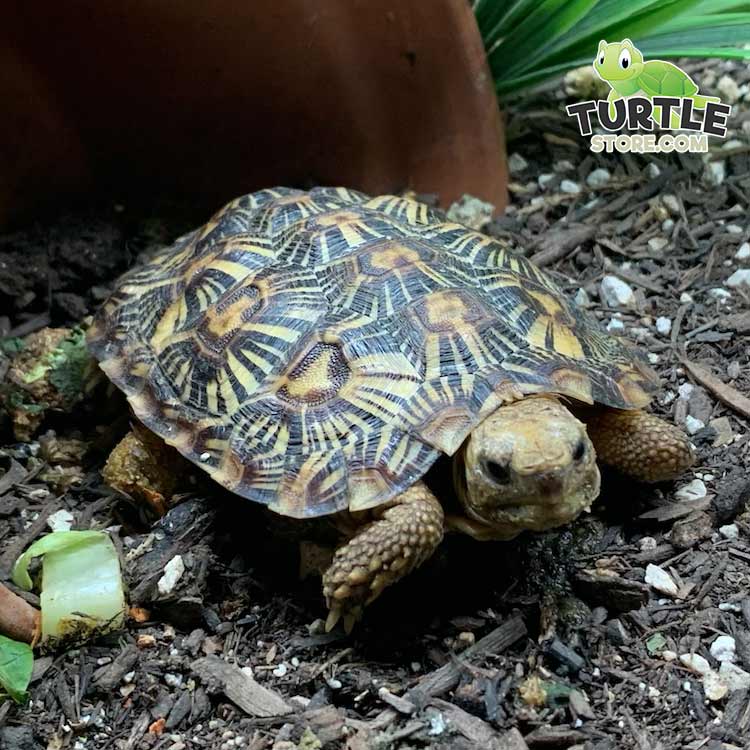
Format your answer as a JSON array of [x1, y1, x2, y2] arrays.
[[88, 187, 658, 518]]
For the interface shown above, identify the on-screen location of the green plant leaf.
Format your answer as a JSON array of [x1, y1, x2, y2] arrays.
[[0, 635, 33, 703], [476, 0, 750, 95]]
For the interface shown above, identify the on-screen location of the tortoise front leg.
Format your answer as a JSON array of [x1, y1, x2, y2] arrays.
[[585, 409, 694, 483], [323, 482, 444, 633]]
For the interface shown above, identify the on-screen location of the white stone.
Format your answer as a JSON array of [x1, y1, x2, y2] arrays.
[[647, 353, 660, 364], [727, 269, 750, 289], [685, 416, 705, 435], [662, 194, 681, 214], [272, 663, 288, 677], [606, 318, 625, 332], [648, 237, 668, 254], [645, 564, 678, 597], [560, 179, 581, 194], [538, 173, 555, 190], [47, 509, 75, 532], [718, 74, 740, 103], [710, 636, 736, 663], [727, 224, 743, 235], [157, 555, 186, 596], [662, 219, 674, 233], [508, 153, 528, 175], [705, 161, 726, 187], [681, 653, 711, 675], [639, 536, 657, 551], [679, 292, 693, 304], [600, 275, 635, 307], [655, 316, 672, 335], [164, 673, 182, 688], [586, 168, 611, 189], [662, 650, 678, 662], [708, 287, 732, 301], [719, 524, 739, 540], [554, 160, 575, 173], [703, 671, 729, 701], [446, 194, 495, 230], [736, 242, 750, 261], [573, 288, 590, 307], [646, 163, 661, 178], [677, 383, 694, 400], [675, 479, 707, 502], [719, 662, 750, 691]]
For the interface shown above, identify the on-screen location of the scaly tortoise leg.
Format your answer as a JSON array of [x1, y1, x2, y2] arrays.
[[323, 482, 444, 633], [585, 409, 694, 483]]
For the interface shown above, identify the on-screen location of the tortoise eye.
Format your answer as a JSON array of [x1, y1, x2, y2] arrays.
[[573, 440, 587, 461], [485, 460, 511, 485], [598, 54, 605, 66], [619, 49, 631, 69]]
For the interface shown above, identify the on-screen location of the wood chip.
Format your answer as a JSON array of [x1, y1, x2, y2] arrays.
[[681, 358, 750, 419], [378, 687, 415, 715], [192, 655, 292, 717], [406, 615, 526, 702], [530, 223, 597, 267]]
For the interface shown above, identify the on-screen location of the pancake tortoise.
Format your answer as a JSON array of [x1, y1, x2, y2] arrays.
[[88, 187, 693, 631]]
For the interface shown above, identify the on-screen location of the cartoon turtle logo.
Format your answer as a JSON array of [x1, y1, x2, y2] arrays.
[[594, 39, 719, 127]]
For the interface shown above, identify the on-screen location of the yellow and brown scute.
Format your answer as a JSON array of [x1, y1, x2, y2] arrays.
[[87, 187, 658, 518]]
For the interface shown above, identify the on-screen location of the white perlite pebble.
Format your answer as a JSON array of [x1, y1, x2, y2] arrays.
[[675, 479, 707, 502], [646, 163, 661, 178], [727, 269, 750, 289], [47, 509, 75, 532], [573, 288, 590, 307], [272, 663, 288, 677], [600, 275, 635, 307], [685, 416, 705, 435], [662, 219, 674, 233], [508, 153, 528, 175], [727, 224, 743, 235], [703, 671, 729, 702], [555, 160, 575, 173], [538, 174, 555, 190], [704, 161, 726, 187], [679, 292, 693, 304], [681, 653, 711, 675], [708, 288, 732, 301], [560, 179, 581, 194], [736, 243, 750, 261], [648, 237, 668, 254], [719, 662, 750, 691], [446, 195, 495, 230], [677, 383, 694, 400], [647, 353, 659, 365], [719, 524, 739, 540], [662, 650, 678, 662], [586, 168, 611, 189], [645, 564, 678, 597], [662, 194, 681, 214], [157, 555, 186, 596], [710, 636, 736, 663], [655, 316, 672, 335], [717, 74, 740, 103], [606, 318, 625, 332]]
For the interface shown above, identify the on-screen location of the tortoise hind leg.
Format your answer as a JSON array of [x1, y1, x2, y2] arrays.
[[585, 409, 694, 483], [323, 482, 444, 633]]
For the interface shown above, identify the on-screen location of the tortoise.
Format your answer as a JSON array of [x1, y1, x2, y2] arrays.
[[594, 39, 719, 128], [87, 186, 693, 630]]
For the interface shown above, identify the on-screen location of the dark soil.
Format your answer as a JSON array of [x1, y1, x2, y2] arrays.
[[1, 59, 749, 750]]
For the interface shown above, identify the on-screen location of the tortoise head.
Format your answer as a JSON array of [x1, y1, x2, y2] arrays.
[[594, 39, 644, 82], [455, 396, 600, 539]]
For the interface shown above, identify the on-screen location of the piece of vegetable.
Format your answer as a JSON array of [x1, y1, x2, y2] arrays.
[[0, 635, 33, 703], [12, 531, 126, 645]]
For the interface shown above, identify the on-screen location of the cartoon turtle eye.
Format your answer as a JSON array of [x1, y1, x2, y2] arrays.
[[619, 48, 631, 69], [598, 53, 605, 66]]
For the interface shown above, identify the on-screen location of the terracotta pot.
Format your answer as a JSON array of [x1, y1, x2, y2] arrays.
[[0, 1, 507, 225]]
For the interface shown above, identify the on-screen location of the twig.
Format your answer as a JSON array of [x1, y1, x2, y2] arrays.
[[406, 615, 526, 702], [681, 357, 750, 420]]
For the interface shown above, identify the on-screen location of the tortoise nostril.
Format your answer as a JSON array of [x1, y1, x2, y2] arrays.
[[539, 474, 563, 497], [485, 460, 511, 485], [572, 440, 587, 461]]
